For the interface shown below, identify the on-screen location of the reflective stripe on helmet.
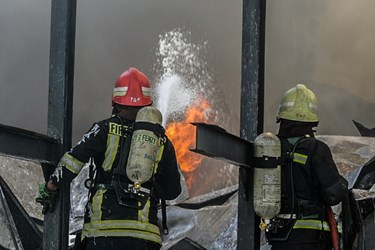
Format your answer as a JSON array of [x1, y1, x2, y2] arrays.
[[279, 101, 294, 109], [113, 86, 128, 97], [142, 86, 152, 97], [309, 102, 318, 113]]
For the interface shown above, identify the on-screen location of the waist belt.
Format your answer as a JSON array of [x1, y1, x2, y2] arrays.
[[94, 183, 114, 190], [94, 183, 152, 194], [276, 214, 297, 219], [276, 213, 320, 220]]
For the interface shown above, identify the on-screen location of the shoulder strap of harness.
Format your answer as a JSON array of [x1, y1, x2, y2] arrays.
[[111, 116, 133, 178], [153, 182, 169, 235]]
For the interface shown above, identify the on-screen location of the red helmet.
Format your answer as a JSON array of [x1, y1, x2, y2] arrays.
[[112, 67, 153, 107]]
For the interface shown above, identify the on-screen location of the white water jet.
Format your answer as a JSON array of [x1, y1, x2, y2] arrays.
[[153, 28, 213, 125], [152, 28, 238, 197], [155, 74, 195, 127]]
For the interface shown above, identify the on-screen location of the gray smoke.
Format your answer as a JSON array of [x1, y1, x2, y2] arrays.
[[0, 0, 242, 143], [1, 1, 375, 197], [265, 0, 375, 135]]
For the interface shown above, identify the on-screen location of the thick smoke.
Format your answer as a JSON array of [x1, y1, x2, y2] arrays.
[[1, 0, 375, 195], [265, 0, 375, 135], [0, 0, 242, 143]]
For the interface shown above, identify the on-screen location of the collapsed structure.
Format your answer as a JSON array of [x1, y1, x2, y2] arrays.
[[1, 1, 375, 249], [1, 131, 375, 249]]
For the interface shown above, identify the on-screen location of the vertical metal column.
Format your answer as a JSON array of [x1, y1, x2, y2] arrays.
[[237, 0, 266, 249], [44, 0, 77, 249]]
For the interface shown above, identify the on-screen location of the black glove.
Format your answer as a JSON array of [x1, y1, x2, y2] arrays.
[[36, 182, 58, 214]]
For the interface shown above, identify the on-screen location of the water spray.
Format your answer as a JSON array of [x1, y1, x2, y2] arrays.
[[153, 28, 214, 125]]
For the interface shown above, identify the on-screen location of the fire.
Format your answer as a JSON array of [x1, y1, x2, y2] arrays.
[[166, 100, 211, 175]]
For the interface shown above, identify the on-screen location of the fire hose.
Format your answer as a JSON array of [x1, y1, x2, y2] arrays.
[[325, 206, 340, 250]]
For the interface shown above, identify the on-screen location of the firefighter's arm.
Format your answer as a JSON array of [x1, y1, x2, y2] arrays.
[[314, 141, 349, 205], [36, 122, 105, 213], [156, 138, 182, 200], [321, 176, 348, 205], [49, 122, 106, 188]]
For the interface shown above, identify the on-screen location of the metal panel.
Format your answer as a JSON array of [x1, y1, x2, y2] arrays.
[[0, 176, 42, 250], [168, 237, 207, 250], [191, 123, 253, 168], [0, 123, 60, 163]]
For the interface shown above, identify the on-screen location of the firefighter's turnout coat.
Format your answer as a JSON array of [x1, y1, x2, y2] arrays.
[[49, 115, 182, 245], [267, 136, 348, 246]]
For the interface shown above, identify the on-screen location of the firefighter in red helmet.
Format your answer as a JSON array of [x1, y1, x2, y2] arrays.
[[36, 67, 182, 250]]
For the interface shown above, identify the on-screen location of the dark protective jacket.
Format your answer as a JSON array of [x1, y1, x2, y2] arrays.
[[267, 135, 348, 245], [49, 115, 181, 246]]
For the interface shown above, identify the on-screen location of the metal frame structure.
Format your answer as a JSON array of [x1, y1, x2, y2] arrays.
[[42, 0, 77, 249], [238, 1, 266, 249]]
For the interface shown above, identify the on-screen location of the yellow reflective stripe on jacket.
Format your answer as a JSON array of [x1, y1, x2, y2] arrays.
[[139, 199, 151, 223], [293, 153, 308, 165], [83, 220, 161, 234], [59, 153, 85, 174], [153, 144, 164, 173], [90, 189, 105, 222], [102, 133, 120, 171], [82, 220, 162, 244], [337, 223, 342, 233], [293, 219, 330, 231], [81, 228, 161, 244]]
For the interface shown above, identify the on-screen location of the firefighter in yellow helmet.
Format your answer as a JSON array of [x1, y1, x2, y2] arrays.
[[266, 84, 348, 249], [36, 67, 181, 250]]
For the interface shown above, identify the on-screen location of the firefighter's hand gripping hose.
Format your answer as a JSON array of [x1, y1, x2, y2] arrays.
[[35, 182, 58, 214]]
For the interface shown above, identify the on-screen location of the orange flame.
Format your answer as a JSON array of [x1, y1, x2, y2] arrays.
[[166, 100, 211, 177]]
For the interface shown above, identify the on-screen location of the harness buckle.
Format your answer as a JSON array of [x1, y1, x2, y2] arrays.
[[111, 180, 151, 210]]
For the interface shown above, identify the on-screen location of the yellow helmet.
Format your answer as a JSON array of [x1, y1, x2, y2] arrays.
[[276, 84, 318, 123]]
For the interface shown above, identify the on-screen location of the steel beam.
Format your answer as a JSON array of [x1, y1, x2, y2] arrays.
[[192, 1, 266, 248], [0, 123, 60, 163], [44, 0, 77, 249], [190, 123, 253, 168]]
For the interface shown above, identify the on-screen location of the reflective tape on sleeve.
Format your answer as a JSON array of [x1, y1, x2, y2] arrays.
[[59, 153, 85, 174]]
